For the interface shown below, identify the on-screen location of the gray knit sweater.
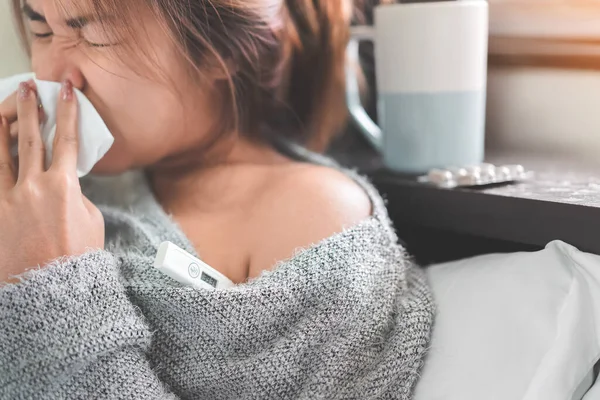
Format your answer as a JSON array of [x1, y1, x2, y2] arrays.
[[0, 144, 434, 400]]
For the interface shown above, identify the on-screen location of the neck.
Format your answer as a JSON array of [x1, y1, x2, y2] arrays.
[[146, 135, 292, 213]]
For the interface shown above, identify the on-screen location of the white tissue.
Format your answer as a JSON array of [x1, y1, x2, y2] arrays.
[[0, 72, 114, 177]]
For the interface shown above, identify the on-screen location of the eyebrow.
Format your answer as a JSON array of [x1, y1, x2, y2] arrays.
[[22, 2, 95, 28], [22, 3, 46, 23]]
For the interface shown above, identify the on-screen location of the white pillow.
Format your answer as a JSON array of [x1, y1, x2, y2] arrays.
[[414, 240, 600, 400], [582, 370, 600, 399]]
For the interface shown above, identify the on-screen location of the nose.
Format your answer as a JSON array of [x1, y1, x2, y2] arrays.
[[33, 45, 86, 92]]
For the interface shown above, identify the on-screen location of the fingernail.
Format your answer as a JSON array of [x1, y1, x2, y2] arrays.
[[61, 79, 73, 101], [18, 82, 30, 101]]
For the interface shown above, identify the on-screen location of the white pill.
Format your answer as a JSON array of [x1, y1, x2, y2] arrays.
[[479, 164, 497, 182], [448, 167, 468, 177], [427, 169, 454, 185], [504, 164, 526, 178], [479, 163, 496, 175], [496, 166, 511, 180], [466, 165, 482, 175], [458, 170, 481, 186]]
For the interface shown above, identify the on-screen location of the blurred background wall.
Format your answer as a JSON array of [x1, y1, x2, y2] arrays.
[[485, 0, 600, 161], [0, 1, 29, 77], [486, 67, 600, 161]]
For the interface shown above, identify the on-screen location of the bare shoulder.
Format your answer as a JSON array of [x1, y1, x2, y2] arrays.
[[247, 163, 373, 276]]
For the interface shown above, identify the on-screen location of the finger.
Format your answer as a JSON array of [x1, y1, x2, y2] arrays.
[[0, 79, 35, 125], [0, 92, 17, 125], [0, 116, 16, 192], [8, 106, 43, 144], [5, 80, 40, 144], [51, 80, 79, 174], [16, 81, 44, 180]]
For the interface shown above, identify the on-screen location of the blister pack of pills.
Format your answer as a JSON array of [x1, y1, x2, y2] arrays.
[[417, 163, 533, 189]]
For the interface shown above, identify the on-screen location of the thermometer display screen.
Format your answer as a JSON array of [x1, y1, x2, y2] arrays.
[[201, 272, 218, 288]]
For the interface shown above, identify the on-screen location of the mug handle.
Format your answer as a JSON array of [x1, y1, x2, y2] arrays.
[[346, 26, 383, 152]]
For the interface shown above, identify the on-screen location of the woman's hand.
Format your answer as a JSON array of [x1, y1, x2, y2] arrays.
[[0, 81, 104, 284], [0, 80, 44, 147]]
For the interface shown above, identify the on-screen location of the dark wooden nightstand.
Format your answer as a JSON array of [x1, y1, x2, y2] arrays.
[[330, 143, 600, 265]]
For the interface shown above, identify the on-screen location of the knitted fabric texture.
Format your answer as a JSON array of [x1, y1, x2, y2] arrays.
[[0, 148, 435, 400]]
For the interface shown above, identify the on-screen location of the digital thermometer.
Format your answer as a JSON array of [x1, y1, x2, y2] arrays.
[[154, 241, 234, 290]]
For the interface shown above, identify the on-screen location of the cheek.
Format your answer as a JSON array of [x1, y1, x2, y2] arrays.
[[102, 84, 181, 144], [84, 74, 187, 164]]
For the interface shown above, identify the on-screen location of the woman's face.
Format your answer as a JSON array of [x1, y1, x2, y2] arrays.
[[24, 0, 221, 174]]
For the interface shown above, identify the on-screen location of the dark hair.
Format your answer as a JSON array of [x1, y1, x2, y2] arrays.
[[12, 0, 355, 152]]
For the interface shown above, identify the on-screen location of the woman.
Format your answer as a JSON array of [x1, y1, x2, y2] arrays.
[[0, 0, 434, 399]]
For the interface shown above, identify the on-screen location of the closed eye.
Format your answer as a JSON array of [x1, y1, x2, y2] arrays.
[[33, 32, 53, 38]]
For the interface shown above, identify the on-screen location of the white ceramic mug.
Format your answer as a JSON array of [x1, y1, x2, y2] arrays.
[[346, 1, 489, 173]]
